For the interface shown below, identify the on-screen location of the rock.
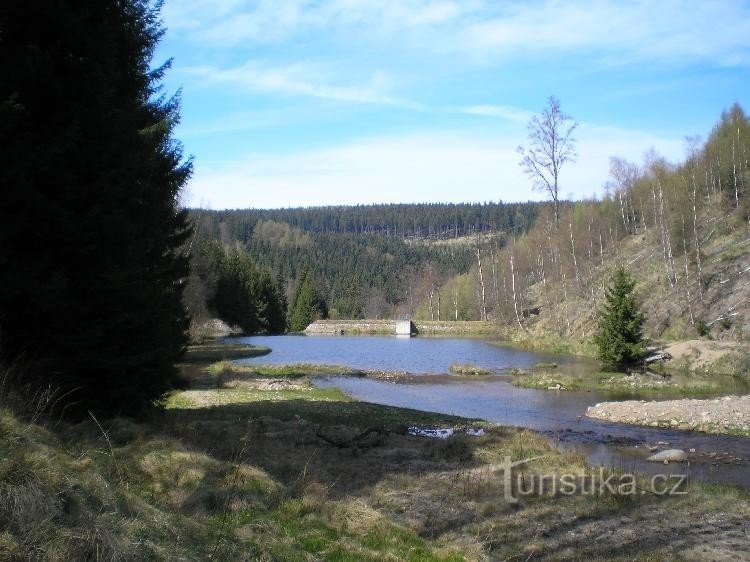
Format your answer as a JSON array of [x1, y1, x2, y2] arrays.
[[465, 428, 485, 437], [408, 427, 454, 439], [647, 449, 688, 463]]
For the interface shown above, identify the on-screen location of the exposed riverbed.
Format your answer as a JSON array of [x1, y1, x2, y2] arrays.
[[232, 334, 750, 487]]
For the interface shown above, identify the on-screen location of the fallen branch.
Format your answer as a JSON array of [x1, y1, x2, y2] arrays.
[[315, 425, 388, 449]]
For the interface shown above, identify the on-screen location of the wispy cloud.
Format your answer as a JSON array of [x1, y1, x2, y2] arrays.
[[164, 0, 469, 45], [461, 1, 750, 67], [165, 0, 750, 67], [460, 105, 534, 123], [184, 125, 685, 209], [184, 61, 425, 108]]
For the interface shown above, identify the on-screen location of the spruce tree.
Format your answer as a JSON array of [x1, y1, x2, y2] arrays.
[[0, 1, 191, 416], [210, 248, 259, 334], [594, 267, 647, 367], [288, 270, 327, 332], [256, 270, 287, 334]]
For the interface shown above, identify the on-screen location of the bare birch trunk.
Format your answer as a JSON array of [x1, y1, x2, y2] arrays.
[[691, 170, 705, 302], [429, 286, 435, 321], [569, 220, 581, 289], [732, 131, 740, 209], [681, 215, 695, 326], [453, 284, 458, 321], [476, 244, 487, 321], [656, 182, 676, 287], [618, 191, 628, 233], [509, 252, 523, 331]]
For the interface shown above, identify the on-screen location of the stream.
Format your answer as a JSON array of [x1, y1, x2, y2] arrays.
[[233, 334, 750, 488]]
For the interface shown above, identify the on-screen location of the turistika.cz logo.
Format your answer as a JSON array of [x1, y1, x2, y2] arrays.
[[498, 456, 688, 504]]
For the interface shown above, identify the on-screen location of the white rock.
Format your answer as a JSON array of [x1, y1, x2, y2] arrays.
[[647, 449, 687, 463]]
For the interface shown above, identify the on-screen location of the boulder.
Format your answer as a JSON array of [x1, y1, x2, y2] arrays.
[[646, 449, 687, 463]]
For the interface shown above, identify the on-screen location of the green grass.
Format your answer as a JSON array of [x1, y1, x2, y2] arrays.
[[207, 361, 360, 378], [449, 363, 492, 376], [0, 403, 470, 561], [183, 342, 271, 363], [511, 367, 747, 399], [498, 333, 598, 357]]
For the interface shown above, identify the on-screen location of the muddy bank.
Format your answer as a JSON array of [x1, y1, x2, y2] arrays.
[[586, 395, 750, 436]]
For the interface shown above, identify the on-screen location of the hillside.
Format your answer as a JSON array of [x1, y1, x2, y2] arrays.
[[412, 105, 750, 367], [186, 202, 545, 323]]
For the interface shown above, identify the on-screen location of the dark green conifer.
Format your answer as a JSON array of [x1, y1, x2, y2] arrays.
[[288, 270, 327, 332], [594, 267, 647, 367], [0, 1, 191, 416]]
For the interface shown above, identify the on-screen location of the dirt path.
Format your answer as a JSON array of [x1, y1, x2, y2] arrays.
[[586, 395, 750, 435], [662, 339, 747, 370]]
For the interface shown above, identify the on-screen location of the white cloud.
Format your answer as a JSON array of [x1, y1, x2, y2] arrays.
[[164, 0, 750, 67], [165, 0, 470, 45], [461, 1, 750, 66], [183, 125, 685, 209], [461, 105, 534, 123], [185, 62, 423, 108]]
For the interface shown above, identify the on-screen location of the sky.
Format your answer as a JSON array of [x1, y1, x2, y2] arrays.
[[156, 0, 750, 210]]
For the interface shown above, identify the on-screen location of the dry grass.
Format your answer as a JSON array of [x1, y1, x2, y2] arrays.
[[3, 357, 749, 561]]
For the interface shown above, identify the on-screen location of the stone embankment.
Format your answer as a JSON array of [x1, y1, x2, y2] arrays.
[[586, 395, 750, 436], [305, 319, 498, 335], [305, 320, 395, 334]]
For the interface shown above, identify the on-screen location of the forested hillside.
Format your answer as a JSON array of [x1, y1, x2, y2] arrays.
[[414, 105, 750, 348], [197, 201, 539, 239], [185, 108, 749, 343], [185, 202, 543, 328]]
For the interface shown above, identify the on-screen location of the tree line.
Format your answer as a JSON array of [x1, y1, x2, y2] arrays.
[[195, 201, 540, 241]]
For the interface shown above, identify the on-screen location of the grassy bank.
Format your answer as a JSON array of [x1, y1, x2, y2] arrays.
[[498, 331, 598, 357], [510, 366, 750, 399], [3, 353, 749, 560], [183, 342, 271, 363]]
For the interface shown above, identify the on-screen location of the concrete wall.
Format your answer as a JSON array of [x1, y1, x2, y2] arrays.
[[304, 319, 497, 336], [395, 320, 416, 335]]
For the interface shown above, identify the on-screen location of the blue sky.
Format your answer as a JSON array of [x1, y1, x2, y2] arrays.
[[156, 0, 750, 209]]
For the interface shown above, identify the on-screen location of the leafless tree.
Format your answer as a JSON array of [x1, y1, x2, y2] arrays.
[[518, 96, 578, 225]]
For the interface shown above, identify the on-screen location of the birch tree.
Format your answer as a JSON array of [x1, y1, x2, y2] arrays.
[[518, 96, 578, 225]]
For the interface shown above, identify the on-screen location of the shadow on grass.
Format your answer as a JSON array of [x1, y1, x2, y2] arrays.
[[158, 398, 497, 496]]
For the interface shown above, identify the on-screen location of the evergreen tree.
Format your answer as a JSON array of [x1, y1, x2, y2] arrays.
[[256, 270, 287, 334], [0, 1, 191, 416], [210, 248, 259, 334], [288, 270, 327, 332], [594, 267, 647, 367]]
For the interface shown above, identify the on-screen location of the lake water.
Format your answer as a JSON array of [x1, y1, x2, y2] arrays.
[[234, 333, 574, 373], [232, 334, 750, 487]]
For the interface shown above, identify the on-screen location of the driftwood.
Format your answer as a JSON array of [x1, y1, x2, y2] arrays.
[[315, 426, 389, 449], [644, 352, 672, 364]]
